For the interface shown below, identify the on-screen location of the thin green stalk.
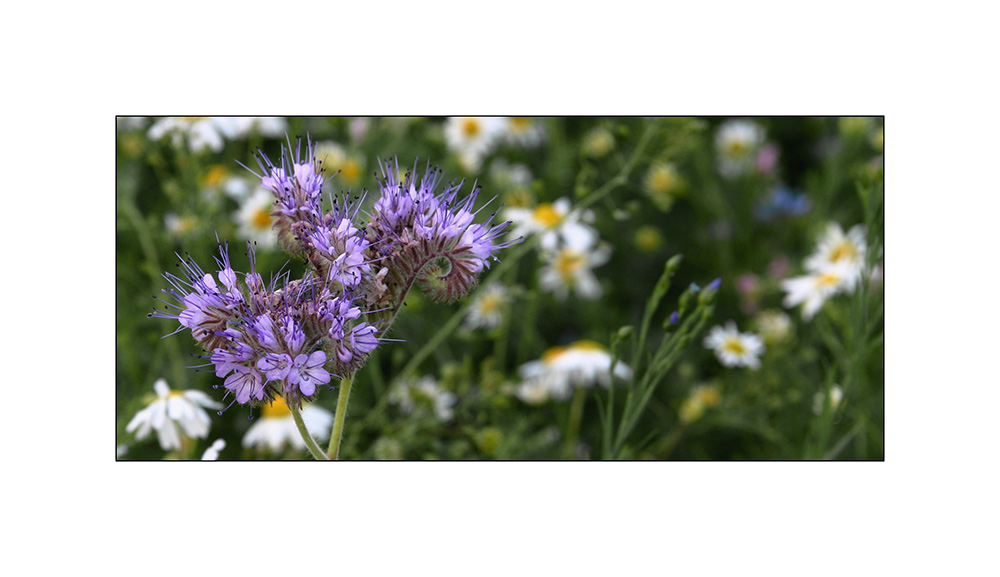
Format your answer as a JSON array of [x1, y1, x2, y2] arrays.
[[289, 403, 330, 460], [562, 386, 587, 460], [119, 196, 187, 388], [327, 374, 355, 460]]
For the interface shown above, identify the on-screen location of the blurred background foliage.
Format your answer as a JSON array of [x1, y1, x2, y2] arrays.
[[116, 116, 883, 460]]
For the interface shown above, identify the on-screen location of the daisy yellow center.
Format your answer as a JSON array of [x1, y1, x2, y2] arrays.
[[571, 340, 606, 352], [695, 386, 721, 407], [829, 241, 858, 263], [648, 166, 677, 194], [634, 226, 663, 253], [816, 272, 841, 288], [175, 216, 197, 235], [202, 164, 230, 187], [478, 293, 502, 315], [532, 203, 563, 228], [263, 396, 292, 419], [510, 117, 531, 134], [542, 346, 568, 364], [725, 139, 748, 157], [181, 116, 208, 121], [167, 391, 185, 399], [252, 207, 273, 230], [721, 336, 748, 355], [461, 118, 481, 138], [555, 250, 585, 282], [340, 158, 360, 183]]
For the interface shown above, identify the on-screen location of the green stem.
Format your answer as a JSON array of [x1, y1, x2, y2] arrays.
[[119, 196, 187, 388], [656, 424, 686, 460], [289, 403, 330, 460], [327, 374, 355, 460], [563, 386, 587, 460]]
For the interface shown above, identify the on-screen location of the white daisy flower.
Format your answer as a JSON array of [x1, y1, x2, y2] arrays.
[[504, 197, 598, 252], [164, 213, 199, 237], [147, 117, 241, 153], [515, 377, 555, 405], [715, 119, 765, 178], [503, 117, 545, 147], [390, 376, 458, 421], [464, 283, 511, 331], [116, 116, 147, 131], [221, 175, 255, 201], [703, 321, 766, 370], [805, 222, 867, 274], [582, 126, 615, 158], [780, 261, 861, 320], [489, 159, 533, 190], [234, 187, 279, 249], [201, 439, 226, 460], [538, 242, 611, 300], [516, 340, 632, 404], [752, 309, 793, 346], [242, 396, 334, 453], [125, 379, 223, 452], [444, 116, 506, 172], [313, 140, 364, 188], [231, 117, 287, 139]]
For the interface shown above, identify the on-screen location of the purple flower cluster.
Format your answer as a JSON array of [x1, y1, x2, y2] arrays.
[[151, 136, 519, 410], [367, 158, 520, 307], [151, 243, 379, 408]]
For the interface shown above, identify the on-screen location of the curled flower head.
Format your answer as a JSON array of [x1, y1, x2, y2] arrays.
[[367, 158, 521, 307]]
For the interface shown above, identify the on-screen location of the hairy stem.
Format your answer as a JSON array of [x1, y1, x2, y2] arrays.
[[289, 403, 330, 460], [327, 374, 355, 460]]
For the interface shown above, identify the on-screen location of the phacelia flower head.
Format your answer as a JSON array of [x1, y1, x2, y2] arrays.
[[152, 241, 379, 410], [152, 138, 520, 420], [245, 136, 330, 257], [304, 195, 371, 289], [366, 158, 521, 308]]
